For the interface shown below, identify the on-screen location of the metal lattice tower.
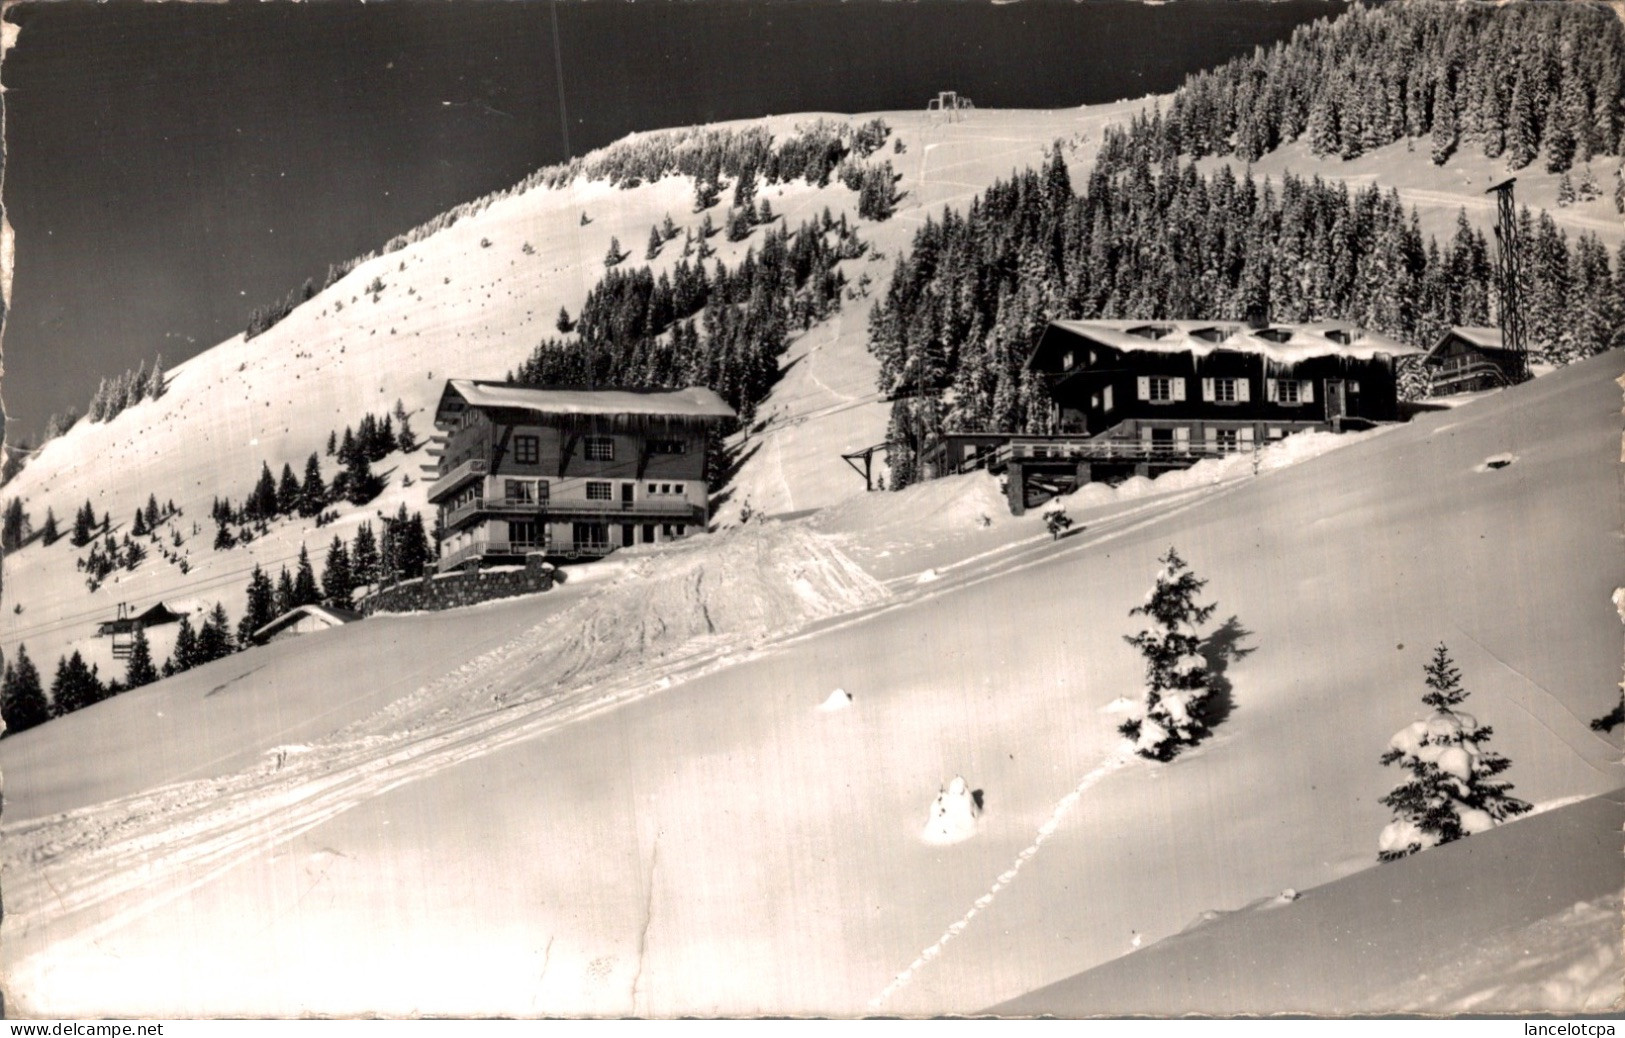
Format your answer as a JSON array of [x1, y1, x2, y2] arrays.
[[1485, 177, 1527, 383]]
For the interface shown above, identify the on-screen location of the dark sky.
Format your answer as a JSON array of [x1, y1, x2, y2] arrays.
[[0, 0, 1334, 442]]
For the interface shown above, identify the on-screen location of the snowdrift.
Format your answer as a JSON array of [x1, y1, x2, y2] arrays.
[[989, 789, 1625, 1016]]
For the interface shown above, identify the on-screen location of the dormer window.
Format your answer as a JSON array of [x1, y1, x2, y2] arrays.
[[1324, 328, 1352, 345], [1190, 326, 1226, 343], [1256, 328, 1294, 344], [1127, 324, 1174, 340]]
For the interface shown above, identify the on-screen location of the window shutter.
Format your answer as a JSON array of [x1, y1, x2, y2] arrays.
[[1266, 379, 1278, 402], [1203, 427, 1218, 447], [1237, 379, 1251, 403], [1347, 380, 1360, 394], [1103, 385, 1114, 412], [1174, 427, 1190, 444], [1173, 378, 1188, 402], [1201, 378, 1215, 402], [1140, 426, 1153, 444], [1239, 427, 1255, 444], [1136, 376, 1150, 401], [1301, 380, 1315, 403]]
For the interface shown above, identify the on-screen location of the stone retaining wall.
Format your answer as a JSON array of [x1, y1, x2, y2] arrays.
[[358, 553, 559, 615]]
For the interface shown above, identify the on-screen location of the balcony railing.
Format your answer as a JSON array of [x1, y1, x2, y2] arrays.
[[435, 535, 618, 572], [426, 457, 489, 502], [980, 437, 1256, 471], [441, 494, 702, 531]]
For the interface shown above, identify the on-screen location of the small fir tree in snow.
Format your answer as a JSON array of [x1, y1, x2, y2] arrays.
[[1377, 643, 1531, 863], [124, 627, 159, 689], [293, 545, 322, 607], [1, 645, 50, 735], [299, 453, 327, 516], [1044, 505, 1073, 541], [1118, 548, 1219, 762], [197, 603, 234, 664], [274, 566, 297, 616], [166, 615, 200, 675]]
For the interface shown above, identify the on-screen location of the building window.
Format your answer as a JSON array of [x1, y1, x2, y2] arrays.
[[573, 522, 609, 549], [1062, 350, 1076, 371], [1214, 428, 1240, 452], [662, 523, 688, 538], [642, 523, 657, 544], [1138, 376, 1185, 403], [508, 520, 540, 549], [513, 435, 539, 465], [1103, 385, 1114, 412], [648, 439, 687, 455], [585, 436, 615, 461], [586, 481, 613, 501], [505, 479, 538, 504], [1276, 380, 1301, 404]]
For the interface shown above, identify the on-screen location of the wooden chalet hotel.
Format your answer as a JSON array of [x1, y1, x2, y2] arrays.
[[923, 320, 1421, 514], [426, 380, 736, 571]]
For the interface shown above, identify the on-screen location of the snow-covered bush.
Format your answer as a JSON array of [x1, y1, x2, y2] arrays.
[[1377, 643, 1531, 862], [1044, 506, 1073, 540], [1118, 548, 1219, 761]]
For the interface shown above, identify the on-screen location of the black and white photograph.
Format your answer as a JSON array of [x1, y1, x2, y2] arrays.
[[0, 0, 1621, 1019]]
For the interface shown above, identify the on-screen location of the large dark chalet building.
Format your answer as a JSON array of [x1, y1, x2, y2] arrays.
[[426, 380, 736, 571], [925, 320, 1421, 513]]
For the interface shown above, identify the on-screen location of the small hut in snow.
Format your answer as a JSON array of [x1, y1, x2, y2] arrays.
[[249, 604, 362, 646]]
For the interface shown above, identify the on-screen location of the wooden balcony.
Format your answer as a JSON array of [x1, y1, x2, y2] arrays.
[[426, 457, 489, 503], [981, 437, 1254, 473], [442, 494, 703, 532], [435, 534, 617, 572]]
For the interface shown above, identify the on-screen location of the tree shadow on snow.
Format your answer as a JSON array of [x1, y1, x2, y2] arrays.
[[1198, 615, 1255, 732]]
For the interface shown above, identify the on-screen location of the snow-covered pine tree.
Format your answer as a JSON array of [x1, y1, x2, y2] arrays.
[[1119, 548, 1219, 761], [1, 644, 50, 735], [277, 463, 302, 516], [125, 627, 158, 689], [1377, 643, 1531, 862], [323, 536, 354, 609], [300, 453, 327, 516], [293, 545, 322, 607], [197, 603, 234, 664]]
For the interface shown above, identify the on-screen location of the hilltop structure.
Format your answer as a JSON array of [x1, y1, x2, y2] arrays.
[[426, 380, 736, 570], [924, 320, 1421, 513], [1421, 327, 1525, 396]]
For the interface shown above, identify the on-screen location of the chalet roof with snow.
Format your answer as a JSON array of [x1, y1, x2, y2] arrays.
[[1422, 326, 1517, 364], [434, 380, 737, 429], [95, 601, 186, 635], [250, 604, 363, 645], [1029, 320, 1421, 370]]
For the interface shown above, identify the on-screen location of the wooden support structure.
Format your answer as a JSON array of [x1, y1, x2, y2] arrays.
[[841, 443, 888, 492]]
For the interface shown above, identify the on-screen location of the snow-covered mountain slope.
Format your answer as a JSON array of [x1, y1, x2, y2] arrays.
[[0, 102, 1147, 677], [990, 788, 1624, 1016], [4, 347, 1618, 1017]]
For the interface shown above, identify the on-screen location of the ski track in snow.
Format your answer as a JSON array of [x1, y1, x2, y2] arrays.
[[869, 752, 1132, 1011], [2, 525, 888, 971]]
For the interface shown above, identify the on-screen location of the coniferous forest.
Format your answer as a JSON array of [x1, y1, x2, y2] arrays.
[[869, 3, 1625, 487]]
